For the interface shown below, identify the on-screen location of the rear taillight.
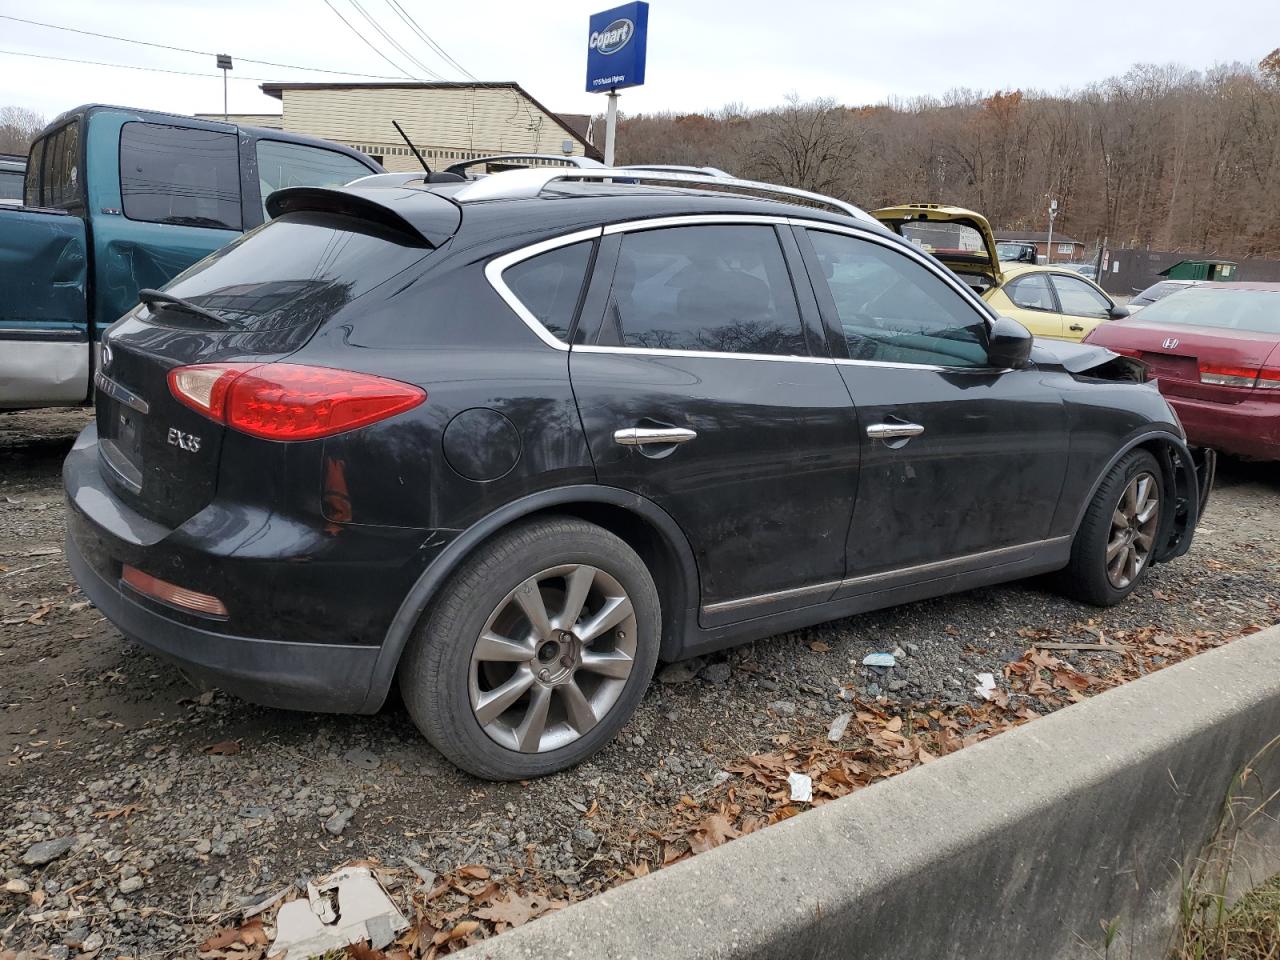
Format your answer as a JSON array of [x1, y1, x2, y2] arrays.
[[1257, 366, 1280, 390], [1107, 347, 1142, 358], [1198, 361, 1261, 388], [168, 363, 426, 440]]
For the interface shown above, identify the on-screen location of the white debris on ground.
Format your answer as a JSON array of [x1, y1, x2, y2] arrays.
[[272, 866, 408, 959]]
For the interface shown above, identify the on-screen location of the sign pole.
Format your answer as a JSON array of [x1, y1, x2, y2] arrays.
[[604, 89, 619, 167], [215, 54, 233, 121], [1046, 198, 1058, 265]]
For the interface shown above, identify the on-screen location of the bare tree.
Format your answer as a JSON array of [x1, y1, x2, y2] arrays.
[[745, 95, 864, 197], [0, 106, 45, 155]]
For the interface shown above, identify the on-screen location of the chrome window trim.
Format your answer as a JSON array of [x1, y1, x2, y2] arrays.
[[703, 536, 1072, 616], [485, 226, 603, 352]]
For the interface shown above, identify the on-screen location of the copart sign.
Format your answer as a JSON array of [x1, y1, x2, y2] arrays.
[[585, 2, 648, 93]]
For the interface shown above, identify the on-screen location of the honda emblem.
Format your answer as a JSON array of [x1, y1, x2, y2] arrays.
[[1162, 337, 1179, 350]]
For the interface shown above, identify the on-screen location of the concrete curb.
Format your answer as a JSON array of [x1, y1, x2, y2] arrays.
[[461, 625, 1280, 960]]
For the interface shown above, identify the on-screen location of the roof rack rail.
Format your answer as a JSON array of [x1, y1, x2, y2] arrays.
[[444, 154, 605, 176], [450, 167, 875, 223]]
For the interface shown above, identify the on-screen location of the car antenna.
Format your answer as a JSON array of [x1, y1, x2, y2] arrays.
[[392, 120, 431, 175]]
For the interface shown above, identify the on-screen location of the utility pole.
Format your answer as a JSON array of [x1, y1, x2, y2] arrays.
[[604, 88, 619, 167], [1046, 198, 1058, 265], [216, 54, 232, 121]]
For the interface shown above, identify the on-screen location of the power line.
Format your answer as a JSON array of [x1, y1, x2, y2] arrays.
[[319, 0, 417, 80], [382, 0, 476, 81], [0, 13, 408, 80], [344, 0, 442, 81], [0, 48, 271, 81]]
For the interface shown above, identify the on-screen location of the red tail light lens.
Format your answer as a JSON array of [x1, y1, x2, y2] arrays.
[[168, 363, 426, 440], [1198, 361, 1260, 388], [1257, 366, 1280, 391]]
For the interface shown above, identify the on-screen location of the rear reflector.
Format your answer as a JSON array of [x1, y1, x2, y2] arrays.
[[168, 363, 426, 440], [1198, 361, 1260, 388], [122, 565, 228, 617]]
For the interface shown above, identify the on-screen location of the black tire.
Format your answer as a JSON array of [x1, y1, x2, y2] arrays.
[[398, 516, 660, 780], [1058, 449, 1164, 606]]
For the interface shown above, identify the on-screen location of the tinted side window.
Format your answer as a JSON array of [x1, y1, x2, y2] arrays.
[[120, 122, 241, 230], [606, 225, 806, 356], [807, 230, 988, 367], [255, 140, 374, 218], [23, 137, 44, 206], [1050, 273, 1110, 318], [43, 121, 82, 209], [503, 241, 593, 342], [1007, 273, 1055, 311]]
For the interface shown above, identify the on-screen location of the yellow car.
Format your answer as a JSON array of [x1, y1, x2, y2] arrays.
[[872, 204, 1127, 341]]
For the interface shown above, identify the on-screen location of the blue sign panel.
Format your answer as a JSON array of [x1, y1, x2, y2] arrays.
[[585, 2, 648, 93]]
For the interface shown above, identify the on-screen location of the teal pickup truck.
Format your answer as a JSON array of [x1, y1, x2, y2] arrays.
[[0, 104, 382, 410]]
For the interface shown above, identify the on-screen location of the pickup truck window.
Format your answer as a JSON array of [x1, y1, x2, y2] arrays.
[[23, 138, 42, 206], [255, 140, 373, 217], [120, 122, 241, 230], [28, 120, 83, 209]]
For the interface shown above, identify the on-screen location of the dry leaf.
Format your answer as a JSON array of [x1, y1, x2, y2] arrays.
[[203, 740, 241, 756], [687, 813, 739, 854], [457, 865, 490, 881], [473, 893, 551, 928], [808, 640, 831, 653]]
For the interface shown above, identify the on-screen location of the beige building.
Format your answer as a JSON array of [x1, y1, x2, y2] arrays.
[[200, 82, 599, 173]]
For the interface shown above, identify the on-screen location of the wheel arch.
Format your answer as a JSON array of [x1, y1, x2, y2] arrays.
[[358, 485, 701, 713], [1069, 429, 1205, 565]]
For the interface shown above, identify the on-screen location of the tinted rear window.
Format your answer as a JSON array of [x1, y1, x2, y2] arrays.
[[120, 122, 241, 230], [1135, 288, 1280, 335], [150, 212, 433, 332]]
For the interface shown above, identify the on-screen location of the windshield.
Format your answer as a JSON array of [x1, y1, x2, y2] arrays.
[[901, 222, 988, 261], [147, 211, 433, 332], [1135, 287, 1280, 335], [1131, 281, 1187, 307]]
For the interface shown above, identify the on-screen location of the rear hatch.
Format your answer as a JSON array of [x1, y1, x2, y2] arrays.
[[871, 204, 1003, 292], [94, 192, 455, 527]]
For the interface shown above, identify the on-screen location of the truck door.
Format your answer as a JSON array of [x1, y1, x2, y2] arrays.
[[86, 113, 243, 333]]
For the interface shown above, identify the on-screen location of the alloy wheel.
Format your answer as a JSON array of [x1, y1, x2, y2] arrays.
[[468, 564, 638, 753], [1105, 471, 1160, 589]]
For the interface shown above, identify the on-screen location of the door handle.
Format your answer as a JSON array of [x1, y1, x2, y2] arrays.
[[613, 426, 698, 446], [1069, 323, 1085, 332], [866, 422, 925, 440]]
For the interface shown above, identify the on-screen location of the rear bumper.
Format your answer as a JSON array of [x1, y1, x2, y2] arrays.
[[63, 422, 437, 714], [1167, 393, 1280, 461], [66, 529, 380, 712]]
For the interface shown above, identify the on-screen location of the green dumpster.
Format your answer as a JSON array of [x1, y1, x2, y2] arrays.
[[1160, 259, 1238, 281]]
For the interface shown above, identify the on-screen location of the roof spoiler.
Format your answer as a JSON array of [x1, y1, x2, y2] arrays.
[[265, 186, 462, 248]]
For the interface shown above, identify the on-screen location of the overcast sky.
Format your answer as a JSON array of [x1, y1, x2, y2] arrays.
[[3, 0, 1279, 124]]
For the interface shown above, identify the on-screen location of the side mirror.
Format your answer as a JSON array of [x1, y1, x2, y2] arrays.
[[1108, 304, 1130, 320], [988, 316, 1033, 369]]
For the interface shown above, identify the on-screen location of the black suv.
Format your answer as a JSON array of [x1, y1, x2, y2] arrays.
[[65, 169, 1213, 780]]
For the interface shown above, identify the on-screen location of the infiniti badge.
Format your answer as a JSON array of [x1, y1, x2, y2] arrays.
[[101, 342, 113, 369]]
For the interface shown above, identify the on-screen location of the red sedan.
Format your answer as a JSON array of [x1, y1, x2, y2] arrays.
[[1084, 282, 1280, 461]]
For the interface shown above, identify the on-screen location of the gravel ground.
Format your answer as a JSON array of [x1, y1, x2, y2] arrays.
[[2, 407, 1278, 957]]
